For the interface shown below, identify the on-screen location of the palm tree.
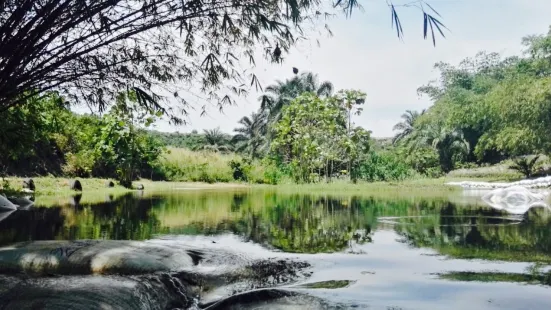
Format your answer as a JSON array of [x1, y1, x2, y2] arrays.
[[259, 72, 333, 124], [201, 127, 232, 152], [392, 109, 425, 145], [410, 124, 469, 173], [232, 112, 267, 158]]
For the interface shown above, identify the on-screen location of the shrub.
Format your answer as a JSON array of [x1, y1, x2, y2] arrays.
[[510, 155, 541, 178], [357, 152, 414, 182], [62, 151, 96, 177], [229, 159, 251, 182]]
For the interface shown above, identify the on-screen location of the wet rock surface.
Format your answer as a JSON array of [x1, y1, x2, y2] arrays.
[[0, 240, 319, 309]]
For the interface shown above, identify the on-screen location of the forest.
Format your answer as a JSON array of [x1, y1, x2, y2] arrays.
[[3, 27, 551, 186]]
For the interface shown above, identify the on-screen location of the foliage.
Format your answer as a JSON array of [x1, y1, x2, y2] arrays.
[[392, 109, 425, 145], [229, 159, 251, 182], [0, 93, 70, 175], [509, 155, 541, 178], [0, 93, 164, 187], [200, 128, 233, 153], [159, 148, 235, 183], [356, 151, 414, 182], [148, 130, 207, 150], [232, 112, 268, 159], [271, 93, 347, 182], [259, 72, 335, 125], [0, 0, 446, 120], [397, 27, 551, 176]]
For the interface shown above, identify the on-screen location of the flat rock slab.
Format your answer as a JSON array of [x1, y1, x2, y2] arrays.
[[0, 240, 195, 276]]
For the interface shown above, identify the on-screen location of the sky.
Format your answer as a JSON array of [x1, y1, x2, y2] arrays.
[[146, 0, 551, 138]]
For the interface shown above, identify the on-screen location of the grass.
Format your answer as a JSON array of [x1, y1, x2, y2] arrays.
[[448, 160, 523, 180], [0, 174, 510, 204], [0, 176, 251, 206], [159, 147, 237, 183], [2, 177, 130, 196]]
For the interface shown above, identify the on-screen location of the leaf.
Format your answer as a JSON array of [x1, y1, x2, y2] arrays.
[[390, 5, 404, 39], [423, 13, 428, 40], [425, 2, 442, 17]]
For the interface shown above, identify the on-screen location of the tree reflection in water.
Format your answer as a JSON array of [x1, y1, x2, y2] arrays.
[[1, 190, 551, 263]]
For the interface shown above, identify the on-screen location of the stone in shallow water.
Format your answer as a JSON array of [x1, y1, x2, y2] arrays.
[[200, 288, 345, 310], [0, 274, 193, 310], [0, 195, 17, 211], [0, 240, 195, 276]]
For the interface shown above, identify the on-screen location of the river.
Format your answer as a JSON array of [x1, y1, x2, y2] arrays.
[[0, 188, 550, 309]]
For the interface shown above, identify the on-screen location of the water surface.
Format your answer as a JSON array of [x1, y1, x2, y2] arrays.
[[0, 189, 550, 309]]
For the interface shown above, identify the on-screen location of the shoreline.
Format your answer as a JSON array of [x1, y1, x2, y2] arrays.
[[1, 175, 507, 197]]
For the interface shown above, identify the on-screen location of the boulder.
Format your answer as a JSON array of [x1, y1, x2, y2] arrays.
[[8, 196, 34, 210], [136, 184, 144, 190], [22, 178, 35, 191], [0, 195, 17, 211], [69, 179, 82, 191]]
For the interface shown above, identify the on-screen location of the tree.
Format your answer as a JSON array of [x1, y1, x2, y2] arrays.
[[392, 109, 425, 145], [259, 72, 334, 124], [232, 112, 267, 159], [0, 0, 446, 119], [92, 92, 165, 187], [334, 89, 367, 179], [411, 124, 470, 173], [271, 92, 348, 182], [202, 127, 232, 152], [335, 89, 367, 134]]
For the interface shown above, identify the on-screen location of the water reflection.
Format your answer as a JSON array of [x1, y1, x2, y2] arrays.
[[0, 190, 550, 266], [0, 193, 165, 245]]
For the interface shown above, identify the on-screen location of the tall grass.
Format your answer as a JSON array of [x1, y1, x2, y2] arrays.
[[159, 148, 236, 183], [159, 147, 268, 184]]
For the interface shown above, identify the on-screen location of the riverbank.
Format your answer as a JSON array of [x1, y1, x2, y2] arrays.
[[0, 174, 518, 201]]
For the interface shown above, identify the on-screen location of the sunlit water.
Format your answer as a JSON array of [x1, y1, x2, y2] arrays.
[[0, 189, 551, 309]]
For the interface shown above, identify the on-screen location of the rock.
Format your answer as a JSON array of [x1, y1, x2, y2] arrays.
[[105, 181, 115, 188], [136, 184, 144, 190], [8, 196, 34, 210], [0, 195, 17, 211], [22, 178, 35, 191], [69, 179, 82, 191]]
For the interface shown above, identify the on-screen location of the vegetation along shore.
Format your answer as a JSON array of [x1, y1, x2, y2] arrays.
[[4, 28, 551, 195]]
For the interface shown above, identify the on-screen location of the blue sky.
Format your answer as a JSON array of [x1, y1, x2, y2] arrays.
[[152, 0, 551, 138]]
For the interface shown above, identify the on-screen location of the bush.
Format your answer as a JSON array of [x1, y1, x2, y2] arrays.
[[510, 155, 542, 178], [262, 161, 285, 185], [62, 151, 96, 177], [357, 152, 414, 182], [159, 148, 235, 183], [229, 159, 251, 182]]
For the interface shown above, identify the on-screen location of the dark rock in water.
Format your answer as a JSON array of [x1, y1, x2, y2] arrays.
[[0, 274, 193, 310], [0, 195, 17, 211], [0, 240, 320, 309], [0, 240, 195, 276], [7, 196, 34, 210], [200, 288, 335, 310], [22, 178, 35, 191], [69, 179, 82, 191], [105, 180, 115, 188], [136, 184, 144, 190]]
